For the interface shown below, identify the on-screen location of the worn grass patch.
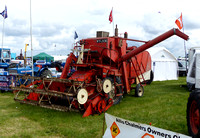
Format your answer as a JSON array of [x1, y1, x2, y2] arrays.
[[0, 77, 190, 137], [0, 116, 44, 137]]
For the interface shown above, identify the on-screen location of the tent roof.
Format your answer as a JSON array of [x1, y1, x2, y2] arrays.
[[33, 52, 54, 61], [53, 55, 68, 61], [147, 47, 177, 62]]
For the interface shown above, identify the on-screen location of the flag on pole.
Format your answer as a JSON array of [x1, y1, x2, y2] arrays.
[[109, 8, 113, 23], [0, 6, 7, 19], [74, 31, 78, 40], [175, 13, 183, 30]]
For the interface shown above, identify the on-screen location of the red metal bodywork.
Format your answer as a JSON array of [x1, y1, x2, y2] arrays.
[[17, 27, 189, 117]]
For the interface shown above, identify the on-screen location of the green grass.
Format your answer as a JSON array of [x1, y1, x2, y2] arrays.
[[0, 77, 190, 137]]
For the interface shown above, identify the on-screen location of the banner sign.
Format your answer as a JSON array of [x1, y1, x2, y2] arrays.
[[103, 113, 191, 138]]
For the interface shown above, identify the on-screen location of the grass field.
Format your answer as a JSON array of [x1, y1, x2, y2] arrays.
[[0, 77, 190, 137]]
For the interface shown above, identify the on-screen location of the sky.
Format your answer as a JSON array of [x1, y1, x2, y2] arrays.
[[0, 0, 200, 58]]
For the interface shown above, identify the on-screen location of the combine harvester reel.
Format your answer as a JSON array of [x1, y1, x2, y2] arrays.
[[12, 26, 189, 117]]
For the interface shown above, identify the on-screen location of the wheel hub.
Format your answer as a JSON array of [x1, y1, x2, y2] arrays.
[[103, 79, 113, 93], [77, 88, 88, 104]]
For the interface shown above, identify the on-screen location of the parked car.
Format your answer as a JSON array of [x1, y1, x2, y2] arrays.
[[178, 60, 187, 76]]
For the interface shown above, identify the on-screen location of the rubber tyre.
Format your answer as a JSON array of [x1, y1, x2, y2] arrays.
[[103, 77, 123, 105], [146, 70, 154, 84], [51, 62, 62, 72], [113, 77, 123, 105], [135, 83, 144, 97], [187, 91, 200, 137], [41, 70, 52, 78]]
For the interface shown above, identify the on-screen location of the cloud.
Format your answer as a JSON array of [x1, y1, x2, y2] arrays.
[[0, 0, 198, 60], [4, 19, 29, 37], [184, 20, 200, 30], [33, 24, 63, 37]]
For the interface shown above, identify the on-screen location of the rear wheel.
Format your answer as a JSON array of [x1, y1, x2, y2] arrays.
[[135, 83, 144, 97], [187, 91, 200, 137], [146, 70, 154, 84], [41, 70, 52, 78]]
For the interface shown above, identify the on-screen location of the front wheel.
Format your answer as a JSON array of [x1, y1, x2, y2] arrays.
[[102, 76, 123, 105], [187, 91, 200, 137]]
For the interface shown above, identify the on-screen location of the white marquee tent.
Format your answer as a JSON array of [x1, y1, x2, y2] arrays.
[[147, 47, 178, 81], [53, 55, 68, 62]]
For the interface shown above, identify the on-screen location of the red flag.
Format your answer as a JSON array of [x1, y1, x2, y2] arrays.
[[109, 8, 113, 23], [175, 13, 183, 30]]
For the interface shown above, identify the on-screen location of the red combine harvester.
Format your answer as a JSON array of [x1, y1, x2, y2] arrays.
[[13, 26, 189, 117]]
